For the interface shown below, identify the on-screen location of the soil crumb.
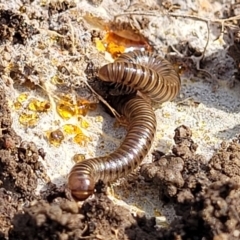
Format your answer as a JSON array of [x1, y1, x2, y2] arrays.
[[141, 125, 240, 239], [9, 192, 159, 240], [0, 88, 46, 238], [0, 9, 38, 44]]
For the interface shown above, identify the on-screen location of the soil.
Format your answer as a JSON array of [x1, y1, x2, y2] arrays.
[[141, 125, 240, 239], [1, 1, 240, 240]]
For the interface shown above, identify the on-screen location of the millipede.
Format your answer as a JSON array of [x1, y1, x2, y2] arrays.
[[98, 50, 181, 103], [67, 50, 181, 201]]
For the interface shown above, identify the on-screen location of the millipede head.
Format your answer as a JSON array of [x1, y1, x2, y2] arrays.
[[68, 172, 95, 201], [98, 64, 111, 82]]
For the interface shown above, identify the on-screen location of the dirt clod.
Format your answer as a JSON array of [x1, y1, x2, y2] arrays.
[[0, 9, 38, 44], [0, 89, 47, 238], [141, 125, 240, 239]]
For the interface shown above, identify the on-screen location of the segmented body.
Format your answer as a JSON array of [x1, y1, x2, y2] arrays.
[[98, 50, 181, 103], [68, 50, 181, 201]]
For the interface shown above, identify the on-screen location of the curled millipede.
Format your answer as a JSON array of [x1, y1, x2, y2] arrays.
[[98, 50, 181, 103], [68, 50, 181, 201]]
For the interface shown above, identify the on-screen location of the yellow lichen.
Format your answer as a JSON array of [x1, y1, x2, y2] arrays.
[[47, 129, 64, 147], [62, 124, 81, 134], [17, 93, 29, 103], [72, 154, 86, 163], [19, 112, 39, 127], [28, 98, 51, 112], [73, 132, 89, 146]]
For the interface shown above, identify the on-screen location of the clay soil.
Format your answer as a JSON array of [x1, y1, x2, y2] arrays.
[[1, 1, 240, 240]]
